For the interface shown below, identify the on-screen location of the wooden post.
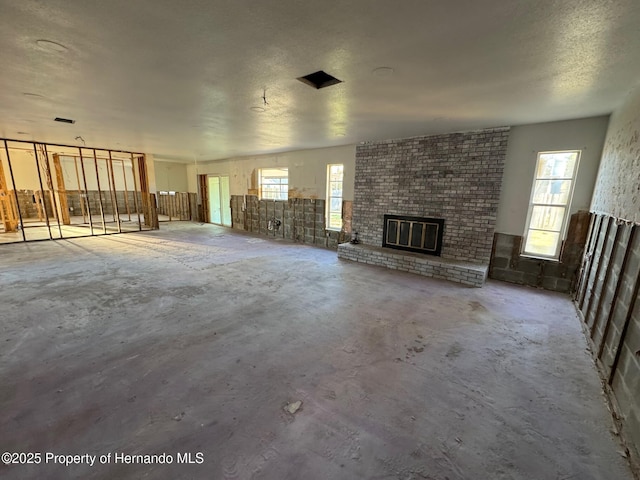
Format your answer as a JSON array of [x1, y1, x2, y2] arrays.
[[199, 174, 209, 223], [78, 148, 95, 235], [0, 151, 19, 232], [107, 152, 122, 233], [92, 149, 107, 234], [32, 144, 52, 239], [52, 154, 71, 225], [3, 140, 26, 241], [42, 144, 63, 238], [73, 156, 87, 222], [117, 159, 132, 221], [135, 155, 151, 227], [148, 193, 159, 229], [129, 153, 142, 231], [598, 226, 637, 359]]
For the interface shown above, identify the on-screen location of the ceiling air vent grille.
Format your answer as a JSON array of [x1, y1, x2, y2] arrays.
[[54, 117, 75, 124], [297, 70, 342, 89]]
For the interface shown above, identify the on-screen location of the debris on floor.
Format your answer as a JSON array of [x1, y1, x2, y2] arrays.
[[284, 400, 302, 414], [173, 412, 185, 421]]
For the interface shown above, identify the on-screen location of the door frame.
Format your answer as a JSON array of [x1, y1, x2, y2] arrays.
[[205, 174, 231, 227]]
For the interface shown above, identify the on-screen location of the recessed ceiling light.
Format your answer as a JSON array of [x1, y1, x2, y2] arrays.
[[250, 106, 266, 113], [336, 132, 346, 137], [54, 117, 75, 124], [36, 39, 69, 53], [297, 70, 342, 90], [372, 67, 394, 78]]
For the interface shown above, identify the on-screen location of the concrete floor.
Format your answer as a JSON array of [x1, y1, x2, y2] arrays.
[[0, 222, 633, 480], [0, 215, 149, 244]]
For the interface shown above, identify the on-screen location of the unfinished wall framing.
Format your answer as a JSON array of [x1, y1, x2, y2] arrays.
[[0, 138, 158, 244], [156, 192, 199, 221], [575, 212, 640, 466]]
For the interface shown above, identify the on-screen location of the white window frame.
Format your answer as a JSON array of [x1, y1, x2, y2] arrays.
[[259, 167, 288, 200], [522, 150, 581, 260], [326, 164, 344, 230]]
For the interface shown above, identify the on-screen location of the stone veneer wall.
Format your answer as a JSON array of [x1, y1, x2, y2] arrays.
[[353, 127, 510, 264]]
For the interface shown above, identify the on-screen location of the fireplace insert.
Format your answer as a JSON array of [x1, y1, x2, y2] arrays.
[[382, 214, 444, 256]]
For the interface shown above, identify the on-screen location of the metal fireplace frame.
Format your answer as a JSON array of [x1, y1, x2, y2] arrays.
[[382, 214, 445, 256]]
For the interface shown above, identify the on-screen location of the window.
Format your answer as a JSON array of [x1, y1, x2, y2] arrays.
[[326, 164, 344, 230], [259, 168, 288, 200], [523, 150, 580, 258]]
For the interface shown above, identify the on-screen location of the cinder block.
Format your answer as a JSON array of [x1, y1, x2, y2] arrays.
[[517, 258, 543, 275], [520, 273, 537, 287], [491, 257, 510, 269], [496, 269, 525, 284], [541, 276, 558, 291]]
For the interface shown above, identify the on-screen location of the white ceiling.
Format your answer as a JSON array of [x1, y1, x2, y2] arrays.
[[1, 0, 639, 163]]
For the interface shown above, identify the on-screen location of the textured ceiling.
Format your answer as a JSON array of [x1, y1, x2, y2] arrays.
[[1, 0, 639, 163]]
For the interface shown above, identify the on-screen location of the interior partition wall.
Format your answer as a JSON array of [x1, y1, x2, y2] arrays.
[[0, 138, 157, 244]]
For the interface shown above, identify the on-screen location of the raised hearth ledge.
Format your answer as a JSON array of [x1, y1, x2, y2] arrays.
[[337, 242, 488, 287]]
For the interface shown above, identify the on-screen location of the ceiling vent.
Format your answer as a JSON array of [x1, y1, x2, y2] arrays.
[[54, 117, 75, 124], [297, 70, 342, 89]]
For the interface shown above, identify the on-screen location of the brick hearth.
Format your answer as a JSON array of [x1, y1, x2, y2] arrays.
[[338, 242, 488, 287]]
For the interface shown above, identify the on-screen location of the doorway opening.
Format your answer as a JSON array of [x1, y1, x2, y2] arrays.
[[207, 175, 231, 226]]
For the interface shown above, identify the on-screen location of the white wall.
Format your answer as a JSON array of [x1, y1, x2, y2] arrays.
[[1, 148, 42, 190], [186, 144, 356, 200], [154, 160, 189, 192], [496, 116, 610, 235], [591, 85, 640, 223], [0, 144, 156, 194], [57, 155, 136, 192]]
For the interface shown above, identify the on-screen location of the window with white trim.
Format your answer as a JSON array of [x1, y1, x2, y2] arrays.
[[326, 164, 344, 230], [523, 150, 580, 259], [259, 167, 288, 200]]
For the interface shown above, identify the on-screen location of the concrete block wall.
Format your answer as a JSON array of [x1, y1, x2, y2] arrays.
[[230, 195, 245, 227], [66, 191, 144, 216], [353, 127, 510, 263], [489, 211, 590, 293], [15, 190, 54, 219], [576, 213, 640, 466], [229, 194, 349, 249]]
